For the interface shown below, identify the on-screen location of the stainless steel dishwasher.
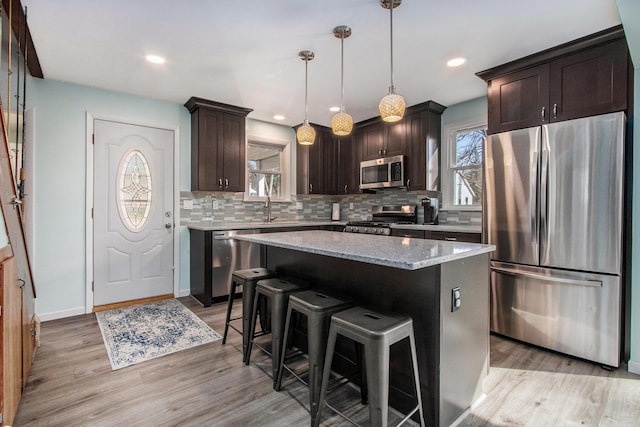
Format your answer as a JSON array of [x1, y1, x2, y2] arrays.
[[211, 229, 262, 299]]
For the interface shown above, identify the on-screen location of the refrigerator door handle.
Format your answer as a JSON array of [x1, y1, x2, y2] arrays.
[[531, 150, 539, 252], [540, 127, 550, 260], [491, 266, 602, 287]]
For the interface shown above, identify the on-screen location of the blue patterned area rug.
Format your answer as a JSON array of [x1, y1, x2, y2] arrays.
[[96, 299, 221, 370]]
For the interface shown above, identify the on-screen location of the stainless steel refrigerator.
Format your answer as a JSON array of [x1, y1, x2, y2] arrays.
[[484, 111, 625, 367]]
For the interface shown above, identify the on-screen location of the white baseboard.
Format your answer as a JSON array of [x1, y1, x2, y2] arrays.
[[40, 292, 191, 322], [38, 306, 86, 322], [628, 359, 640, 376]]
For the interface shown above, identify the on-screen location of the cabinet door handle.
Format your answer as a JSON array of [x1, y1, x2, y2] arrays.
[[344, 184, 348, 193], [225, 178, 229, 188], [309, 183, 313, 193], [378, 149, 382, 156], [552, 103, 557, 119], [540, 106, 546, 121], [406, 178, 411, 188], [444, 237, 458, 241], [218, 178, 223, 188]]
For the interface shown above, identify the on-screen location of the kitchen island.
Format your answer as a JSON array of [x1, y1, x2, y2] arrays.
[[235, 230, 495, 427]]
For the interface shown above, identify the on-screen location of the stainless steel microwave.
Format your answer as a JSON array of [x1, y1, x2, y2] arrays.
[[360, 155, 405, 190]]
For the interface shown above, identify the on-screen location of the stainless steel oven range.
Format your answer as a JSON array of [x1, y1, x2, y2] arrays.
[[344, 205, 417, 235]]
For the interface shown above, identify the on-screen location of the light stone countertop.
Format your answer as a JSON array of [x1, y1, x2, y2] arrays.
[[234, 230, 495, 270], [187, 220, 345, 231], [187, 220, 480, 234], [389, 223, 482, 233]]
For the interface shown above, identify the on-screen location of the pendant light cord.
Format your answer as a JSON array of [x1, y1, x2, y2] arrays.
[[389, 1, 395, 92], [304, 56, 309, 123], [340, 34, 345, 111]]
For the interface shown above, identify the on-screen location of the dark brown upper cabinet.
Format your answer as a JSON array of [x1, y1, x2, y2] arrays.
[[296, 101, 445, 195], [361, 120, 405, 161], [296, 124, 325, 195], [185, 97, 252, 192], [477, 26, 629, 134]]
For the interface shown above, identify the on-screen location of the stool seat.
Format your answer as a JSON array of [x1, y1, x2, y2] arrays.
[[232, 267, 277, 283], [257, 277, 310, 294], [289, 290, 353, 313], [246, 277, 311, 387], [330, 306, 411, 342], [316, 306, 425, 427], [222, 268, 276, 364]]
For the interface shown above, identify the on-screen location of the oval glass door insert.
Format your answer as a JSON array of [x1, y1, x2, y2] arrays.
[[117, 149, 153, 232]]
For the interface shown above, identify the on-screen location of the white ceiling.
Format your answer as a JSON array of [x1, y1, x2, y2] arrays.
[[22, 0, 622, 127]]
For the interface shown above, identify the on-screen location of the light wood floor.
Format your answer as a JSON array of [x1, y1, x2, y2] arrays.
[[13, 297, 640, 426]]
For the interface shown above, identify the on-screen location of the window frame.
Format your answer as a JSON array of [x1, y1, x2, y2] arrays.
[[441, 119, 486, 211], [244, 135, 292, 202]]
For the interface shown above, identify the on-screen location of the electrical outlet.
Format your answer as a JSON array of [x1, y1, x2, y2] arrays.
[[296, 201, 303, 209], [452, 287, 461, 312], [183, 200, 193, 210], [212, 200, 219, 209], [349, 203, 354, 209]]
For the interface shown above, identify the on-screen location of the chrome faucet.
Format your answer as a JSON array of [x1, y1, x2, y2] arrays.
[[265, 194, 277, 223]]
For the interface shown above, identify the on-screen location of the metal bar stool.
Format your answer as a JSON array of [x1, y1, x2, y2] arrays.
[[222, 268, 277, 363], [274, 290, 353, 425], [315, 306, 425, 427], [245, 277, 311, 387]]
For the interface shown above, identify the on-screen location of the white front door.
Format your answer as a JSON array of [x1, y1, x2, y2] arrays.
[[93, 119, 174, 306]]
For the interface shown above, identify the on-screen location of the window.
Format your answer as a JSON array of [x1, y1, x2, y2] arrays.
[[245, 136, 291, 201], [442, 121, 486, 210], [117, 149, 153, 232]]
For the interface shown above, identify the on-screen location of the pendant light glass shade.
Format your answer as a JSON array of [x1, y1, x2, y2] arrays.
[[379, 91, 406, 122], [331, 26, 353, 136], [296, 120, 316, 146], [331, 110, 353, 136], [297, 50, 316, 146], [379, 0, 405, 123]]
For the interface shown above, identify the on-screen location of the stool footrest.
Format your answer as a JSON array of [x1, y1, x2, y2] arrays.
[[324, 402, 360, 427]]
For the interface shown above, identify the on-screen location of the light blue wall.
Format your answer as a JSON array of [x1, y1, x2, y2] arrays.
[[28, 78, 191, 318], [28, 78, 299, 319], [616, 0, 640, 373], [441, 96, 487, 128], [0, 211, 7, 247]]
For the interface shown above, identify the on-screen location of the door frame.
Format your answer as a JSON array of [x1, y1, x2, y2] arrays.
[[85, 113, 180, 313]]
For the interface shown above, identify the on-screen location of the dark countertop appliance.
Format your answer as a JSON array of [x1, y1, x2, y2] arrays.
[[344, 205, 417, 235], [421, 197, 439, 225]]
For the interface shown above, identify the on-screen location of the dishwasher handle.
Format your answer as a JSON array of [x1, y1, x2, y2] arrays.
[[491, 266, 602, 287]]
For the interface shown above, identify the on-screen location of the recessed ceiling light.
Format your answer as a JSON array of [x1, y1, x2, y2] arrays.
[[447, 57, 466, 67], [329, 106, 340, 112], [273, 114, 285, 121], [145, 55, 166, 64]]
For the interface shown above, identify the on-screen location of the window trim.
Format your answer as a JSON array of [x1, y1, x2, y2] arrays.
[[441, 119, 486, 211], [244, 135, 292, 202]]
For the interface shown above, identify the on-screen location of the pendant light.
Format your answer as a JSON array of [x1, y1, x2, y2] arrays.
[[378, 0, 406, 123], [331, 26, 353, 136], [296, 50, 316, 146]]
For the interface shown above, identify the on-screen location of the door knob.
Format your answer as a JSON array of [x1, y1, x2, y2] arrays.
[[165, 223, 173, 229]]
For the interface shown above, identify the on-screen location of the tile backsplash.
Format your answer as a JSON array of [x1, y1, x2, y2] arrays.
[[180, 189, 481, 225]]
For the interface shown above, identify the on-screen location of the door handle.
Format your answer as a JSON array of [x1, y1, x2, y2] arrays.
[[552, 103, 557, 119], [491, 266, 602, 287], [344, 184, 348, 193], [225, 178, 229, 188], [165, 223, 173, 229], [309, 183, 313, 193], [10, 195, 22, 205], [540, 106, 546, 121], [218, 178, 223, 188]]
